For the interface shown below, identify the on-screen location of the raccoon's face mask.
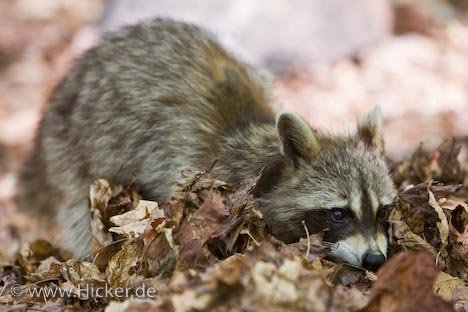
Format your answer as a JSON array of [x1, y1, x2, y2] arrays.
[[258, 106, 396, 271]]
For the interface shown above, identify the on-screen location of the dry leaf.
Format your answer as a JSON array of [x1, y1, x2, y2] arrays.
[[434, 272, 468, 302], [175, 198, 230, 268], [361, 251, 454, 312], [439, 198, 468, 212], [106, 239, 144, 289], [109, 200, 161, 238], [90, 179, 114, 248], [61, 259, 107, 288], [389, 210, 436, 255], [105, 298, 162, 312], [252, 259, 301, 303], [428, 188, 450, 251], [27, 256, 62, 282]]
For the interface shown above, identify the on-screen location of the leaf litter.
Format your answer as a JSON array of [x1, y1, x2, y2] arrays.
[[1, 142, 468, 311]]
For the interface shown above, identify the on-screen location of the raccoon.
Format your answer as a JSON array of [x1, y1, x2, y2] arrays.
[[18, 18, 396, 271]]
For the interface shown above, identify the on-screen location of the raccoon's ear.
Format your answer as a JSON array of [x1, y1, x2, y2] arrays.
[[357, 106, 384, 149], [276, 112, 319, 166]]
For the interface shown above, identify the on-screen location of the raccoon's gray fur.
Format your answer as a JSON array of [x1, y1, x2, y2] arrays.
[[18, 19, 395, 270]]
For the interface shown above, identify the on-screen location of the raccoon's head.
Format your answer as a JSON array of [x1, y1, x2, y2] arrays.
[[256, 106, 396, 271]]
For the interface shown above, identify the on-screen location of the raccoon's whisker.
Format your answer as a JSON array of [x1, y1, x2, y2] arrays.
[[321, 241, 339, 250], [343, 262, 367, 272], [207, 158, 218, 172]]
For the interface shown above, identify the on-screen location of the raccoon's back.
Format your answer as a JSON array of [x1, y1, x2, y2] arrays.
[[18, 19, 274, 217]]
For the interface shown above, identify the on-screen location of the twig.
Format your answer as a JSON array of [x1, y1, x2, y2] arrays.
[[301, 220, 311, 258], [78, 238, 127, 262], [241, 229, 260, 246]]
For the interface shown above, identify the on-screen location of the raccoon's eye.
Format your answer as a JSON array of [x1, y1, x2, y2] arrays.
[[330, 208, 348, 222]]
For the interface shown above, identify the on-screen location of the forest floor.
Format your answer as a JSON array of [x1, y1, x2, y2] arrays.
[[1, 1, 468, 311]]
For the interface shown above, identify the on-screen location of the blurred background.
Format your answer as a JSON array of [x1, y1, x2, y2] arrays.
[[0, 0, 467, 258]]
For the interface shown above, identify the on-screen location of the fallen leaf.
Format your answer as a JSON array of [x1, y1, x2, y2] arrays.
[[27, 256, 62, 282], [389, 209, 436, 255], [175, 199, 230, 268], [90, 179, 114, 249], [452, 286, 468, 312], [361, 251, 454, 312], [109, 200, 161, 238], [105, 298, 163, 312], [434, 271, 468, 302], [439, 198, 468, 212], [61, 259, 107, 288], [428, 188, 450, 252], [106, 239, 145, 289]]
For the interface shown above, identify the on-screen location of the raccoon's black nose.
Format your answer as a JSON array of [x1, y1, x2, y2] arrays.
[[362, 252, 386, 271]]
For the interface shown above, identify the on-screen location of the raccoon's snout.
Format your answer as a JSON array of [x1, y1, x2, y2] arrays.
[[362, 251, 386, 271]]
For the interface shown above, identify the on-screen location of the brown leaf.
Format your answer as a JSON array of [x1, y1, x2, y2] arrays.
[[392, 144, 432, 187], [445, 200, 468, 280], [109, 200, 161, 238], [396, 183, 462, 252], [439, 198, 468, 212], [144, 228, 177, 278], [225, 172, 267, 252], [59, 259, 107, 301], [106, 298, 164, 312], [452, 286, 468, 312], [106, 239, 145, 289], [175, 199, 230, 268], [27, 256, 62, 283], [61, 259, 107, 288], [448, 205, 468, 281], [400, 183, 462, 206], [90, 179, 112, 213], [89, 179, 141, 232], [361, 251, 454, 312], [428, 189, 450, 252], [225, 172, 262, 212], [89, 179, 143, 268], [89, 179, 114, 250], [107, 179, 141, 219], [287, 233, 331, 262], [434, 272, 468, 303], [392, 142, 465, 187], [335, 284, 371, 311], [173, 169, 226, 194], [16, 240, 64, 275], [40, 298, 65, 312], [90, 207, 113, 249], [431, 140, 464, 185], [389, 209, 436, 255]]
